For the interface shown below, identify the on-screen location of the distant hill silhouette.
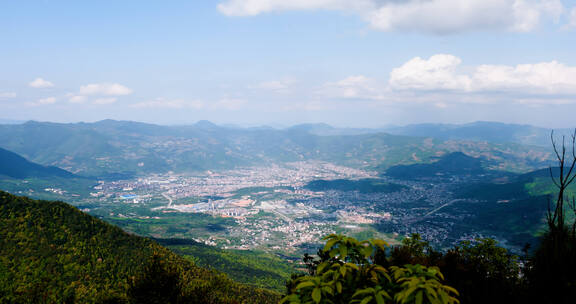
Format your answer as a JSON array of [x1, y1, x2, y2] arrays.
[[386, 152, 485, 179], [384, 121, 565, 147], [0, 147, 74, 179]]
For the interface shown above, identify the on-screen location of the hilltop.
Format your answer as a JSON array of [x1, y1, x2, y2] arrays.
[[0, 191, 278, 303]]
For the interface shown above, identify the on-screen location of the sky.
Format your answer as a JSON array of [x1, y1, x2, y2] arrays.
[[1, 0, 576, 128]]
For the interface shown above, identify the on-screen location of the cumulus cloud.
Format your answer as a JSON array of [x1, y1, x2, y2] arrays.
[[0, 92, 16, 99], [29, 78, 54, 88], [390, 54, 472, 91], [79, 83, 132, 96], [473, 61, 576, 94], [131, 98, 205, 109], [218, 0, 568, 33], [390, 54, 576, 94]]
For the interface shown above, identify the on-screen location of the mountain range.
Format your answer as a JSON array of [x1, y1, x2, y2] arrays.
[[0, 120, 555, 177], [383, 121, 567, 147], [275, 121, 567, 148]]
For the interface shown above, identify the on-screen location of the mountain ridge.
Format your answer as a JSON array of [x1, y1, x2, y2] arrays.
[[0, 147, 75, 179], [0, 120, 553, 176]]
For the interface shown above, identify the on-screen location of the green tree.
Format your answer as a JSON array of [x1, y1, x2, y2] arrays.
[[282, 234, 459, 304], [128, 253, 182, 304], [439, 238, 521, 304]]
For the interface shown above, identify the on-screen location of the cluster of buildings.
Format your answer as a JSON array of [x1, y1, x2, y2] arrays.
[[82, 161, 483, 253]]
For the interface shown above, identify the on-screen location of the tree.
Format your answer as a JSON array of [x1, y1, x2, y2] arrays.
[[128, 253, 182, 304], [527, 130, 576, 304], [439, 238, 521, 304], [282, 234, 459, 304]]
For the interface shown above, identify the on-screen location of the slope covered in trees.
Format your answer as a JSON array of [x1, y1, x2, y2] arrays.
[[385, 152, 485, 179], [0, 147, 74, 179], [0, 191, 278, 303], [155, 238, 295, 292]]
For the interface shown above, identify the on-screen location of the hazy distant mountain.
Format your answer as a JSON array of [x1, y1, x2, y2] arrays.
[[0, 119, 25, 125], [0, 120, 553, 176], [288, 123, 386, 136], [0, 147, 74, 179], [384, 121, 566, 147]]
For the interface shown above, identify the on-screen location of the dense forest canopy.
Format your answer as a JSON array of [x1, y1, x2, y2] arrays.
[[0, 191, 278, 303]]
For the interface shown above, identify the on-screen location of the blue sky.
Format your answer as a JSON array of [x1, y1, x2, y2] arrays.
[[1, 0, 576, 127]]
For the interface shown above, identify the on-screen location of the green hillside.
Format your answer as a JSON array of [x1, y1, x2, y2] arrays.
[[156, 238, 296, 292], [385, 152, 485, 179], [0, 191, 278, 303], [0, 147, 74, 179]]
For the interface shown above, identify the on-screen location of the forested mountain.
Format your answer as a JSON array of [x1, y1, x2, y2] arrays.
[[0, 147, 75, 179], [0, 120, 552, 176], [385, 152, 486, 179], [0, 191, 278, 303]]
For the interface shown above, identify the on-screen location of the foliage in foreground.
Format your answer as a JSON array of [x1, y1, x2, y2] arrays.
[[282, 234, 459, 304]]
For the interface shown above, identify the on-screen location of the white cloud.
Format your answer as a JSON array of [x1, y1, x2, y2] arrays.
[[321, 75, 384, 100], [93, 98, 118, 105], [390, 54, 472, 91], [131, 98, 205, 109], [218, 0, 567, 33], [218, 0, 373, 16], [390, 54, 576, 95], [37, 97, 56, 105], [324, 54, 576, 106], [367, 0, 565, 33], [79, 83, 132, 96], [0, 92, 16, 99], [68, 95, 86, 104], [473, 61, 576, 94], [29, 78, 54, 88]]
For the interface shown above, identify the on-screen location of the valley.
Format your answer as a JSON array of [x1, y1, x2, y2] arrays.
[[12, 157, 546, 256], [0, 121, 559, 273]]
